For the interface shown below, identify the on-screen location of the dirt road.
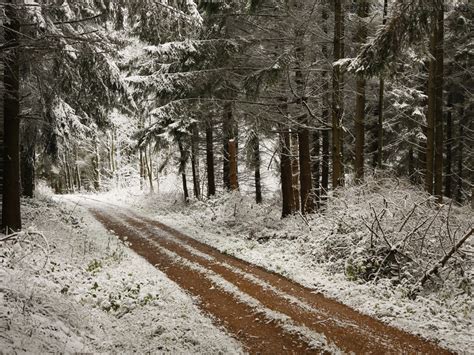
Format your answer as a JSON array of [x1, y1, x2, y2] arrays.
[[81, 199, 451, 354]]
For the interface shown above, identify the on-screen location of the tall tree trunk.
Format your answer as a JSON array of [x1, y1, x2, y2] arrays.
[[254, 133, 262, 204], [456, 108, 465, 203], [321, 6, 330, 204], [75, 146, 81, 191], [191, 124, 201, 199], [354, 0, 369, 182], [144, 146, 154, 193], [290, 131, 300, 211], [21, 144, 35, 198], [445, 95, 453, 198], [311, 131, 320, 209], [408, 146, 415, 183], [178, 139, 189, 202], [222, 102, 233, 190], [294, 2, 313, 214], [92, 136, 101, 191], [228, 139, 238, 190], [2, 0, 21, 230], [206, 117, 216, 197], [375, 0, 388, 169], [433, 2, 444, 203], [332, 0, 345, 188], [425, 2, 444, 198], [280, 125, 293, 218]]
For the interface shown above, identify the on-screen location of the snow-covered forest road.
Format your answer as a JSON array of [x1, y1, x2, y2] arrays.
[[77, 197, 451, 354]]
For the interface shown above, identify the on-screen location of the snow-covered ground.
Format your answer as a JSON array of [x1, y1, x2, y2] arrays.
[[94, 176, 474, 354], [0, 194, 243, 353]]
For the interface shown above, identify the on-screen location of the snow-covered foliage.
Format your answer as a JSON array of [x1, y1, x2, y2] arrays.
[[0, 197, 242, 353]]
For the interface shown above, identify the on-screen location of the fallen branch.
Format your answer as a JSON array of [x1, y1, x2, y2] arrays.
[[408, 228, 474, 299]]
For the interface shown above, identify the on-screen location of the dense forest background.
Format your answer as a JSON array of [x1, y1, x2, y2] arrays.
[[0, 0, 473, 230]]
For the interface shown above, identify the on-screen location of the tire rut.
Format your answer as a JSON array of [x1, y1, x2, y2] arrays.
[[86, 201, 452, 355]]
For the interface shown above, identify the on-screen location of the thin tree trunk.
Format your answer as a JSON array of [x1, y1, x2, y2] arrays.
[[222, 102, 233, 190], [293, 3, 313, 214], [2, 0, 21, 230], [445, 95, 453, 198], [228, 139, 238, 190], [21, 144, 35, 198], [354, 0, 368, 182], [178, 139, 189, 202], [332, 0, 345, 188], [93, 136, 101, 191], [456, 109, 465, 203], [144, 146, 154, 193], [321, 6, 330, 204], [311, 131, 320, 209], [375, 0, 388, 169], [280, 124, 293, 218], [191, 124, 201, 199], [408, 146, 415, 183], [290, 131, 300, 211], [433, 2, 444, 203], [206, 117, 216, 197], [254, 133, 262, 204], [75, 147, 81, 192]]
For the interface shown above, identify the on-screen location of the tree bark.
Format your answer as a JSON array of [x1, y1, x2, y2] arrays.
[[445, 95, 453, 198], [311, 131, 320, 209], [433, 2, 444, 203], [426, 2, 444, 199], [228, 139, 238, 191], [354, 0, 369, 182], [92, 136, 101, 191], [21, 144, 35, 198], [191, 123, 201, 198], [2, 0, 21, 230], [206, 117, 216, 197], [178, 139, 189, 202], [321, 6, 330, 204], [332, 0, 345, 188], [280, 124, 293, 218], [375, 0, 388, 169], [254, 133, 262, 204], [222, 102, 233, 190], [290, 131, 300, 211]]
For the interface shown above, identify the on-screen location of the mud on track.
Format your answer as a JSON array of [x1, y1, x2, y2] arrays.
[[85, 200, 451, 355]]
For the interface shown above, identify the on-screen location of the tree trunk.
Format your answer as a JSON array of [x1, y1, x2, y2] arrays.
[[445, 95, 453, 198], [254, 133, 262, 204], [311, 131, 320, 209], [21, 144, 35, 198], [178, 139, 189, 202], [144, 146, 154, 193], [321, 6, 330, 204], [92, 136, 101, 191], [408, 146, 415, 183], [280, 125, 293, 218], [206, 117, 216, 197], [456, 109, 465, 203], [228, 139, 238, 191], [290, 131, 300, 211], [332, 0, 345, 188], [222, 102, 233, 190], [354, 0, 369, 182], [2, 1, 21, 231], [375, 0, 388, 169], [191, 123, 201, 199], [433, 2, 444, 203], [426, 2, 444, 199]]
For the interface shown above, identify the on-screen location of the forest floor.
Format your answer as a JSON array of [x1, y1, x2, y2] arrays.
[[1, 178, 472, 353]]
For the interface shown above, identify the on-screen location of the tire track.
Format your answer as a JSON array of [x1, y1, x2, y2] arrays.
[[82, 198, 452, 355]]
